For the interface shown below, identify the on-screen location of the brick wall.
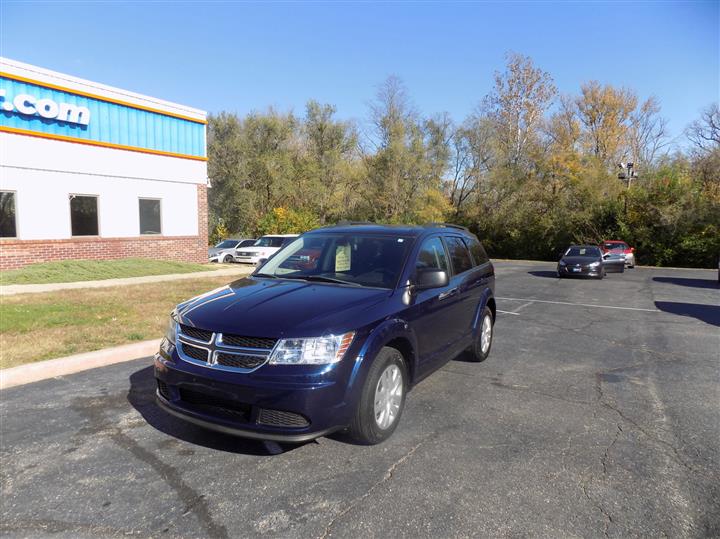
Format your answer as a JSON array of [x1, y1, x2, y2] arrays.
[[0, 184, 209, 271]]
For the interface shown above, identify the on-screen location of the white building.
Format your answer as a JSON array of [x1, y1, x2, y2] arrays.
[[0, 58, 208, 270]]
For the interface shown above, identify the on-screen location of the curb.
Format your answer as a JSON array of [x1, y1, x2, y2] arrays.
[[0, 339, 161, 390]]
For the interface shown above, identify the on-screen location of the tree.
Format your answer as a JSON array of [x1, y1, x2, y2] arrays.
[[364, 76, 450, 223], [575, 81, 637, 167], [303, 101, 358, 223], [686, 103, 720, 153], [484, 53, 556, 167]]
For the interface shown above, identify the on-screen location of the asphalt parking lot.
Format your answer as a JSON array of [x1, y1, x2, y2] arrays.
[[1, 261, 718, 538]]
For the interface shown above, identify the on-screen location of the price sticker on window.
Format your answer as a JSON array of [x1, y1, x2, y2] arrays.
[[335, 244, 351, 272]]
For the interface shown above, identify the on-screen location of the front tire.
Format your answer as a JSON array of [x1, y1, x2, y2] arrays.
[[469, 306, 494, 362], [223, 254, 234, 263], [348, 347, 407, 445]]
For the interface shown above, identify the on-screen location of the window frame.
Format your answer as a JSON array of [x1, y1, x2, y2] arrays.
[[0, 190, 18, 239], [442, 234, 474, 276], [69, 193, 100, 237], [138, 197, 163, 236]]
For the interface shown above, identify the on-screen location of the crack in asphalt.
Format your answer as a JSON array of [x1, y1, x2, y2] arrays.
[[317, 433, 435, 538], [71, 394, 229, 539], [581, 477, 614, 538]]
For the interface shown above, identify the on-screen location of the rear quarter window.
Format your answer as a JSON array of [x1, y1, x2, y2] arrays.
[[445, 236, 473, 274], [465, 237, 490, 265]]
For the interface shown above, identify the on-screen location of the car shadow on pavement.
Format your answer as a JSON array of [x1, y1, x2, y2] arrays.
[[655, 301, 720, 327], [127, 366, 308, 455], [528, 270, 559, 278], [653, 276, 719, 289]]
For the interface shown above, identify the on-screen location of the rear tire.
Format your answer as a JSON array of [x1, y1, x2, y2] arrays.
[[348, 347, 407, 445], [469, 306, 494, 362]]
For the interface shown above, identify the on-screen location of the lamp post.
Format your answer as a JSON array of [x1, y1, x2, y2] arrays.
[[618, 162, 637, 217]]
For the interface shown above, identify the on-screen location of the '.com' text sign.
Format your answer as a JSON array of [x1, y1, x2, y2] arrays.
[[0, 88, 90, 126], [0, 73, 207, 160]]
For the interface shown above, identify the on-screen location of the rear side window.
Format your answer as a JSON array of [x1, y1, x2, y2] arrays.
[[445, 236, 473, 274], [465, 237, 489, 265], [415, 237, 449, 273]]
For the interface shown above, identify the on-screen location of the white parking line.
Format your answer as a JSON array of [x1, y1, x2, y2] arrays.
[[497, 297, 660, 313], [496, 309, 521, 316]]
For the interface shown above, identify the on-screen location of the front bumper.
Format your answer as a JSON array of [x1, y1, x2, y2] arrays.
[[153, 343, 358, 442], [558, 264, 603, 278], [234, 255, 260, 264]]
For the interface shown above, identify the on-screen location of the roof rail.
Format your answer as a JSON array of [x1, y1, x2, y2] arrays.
[[334, 220, 377, 226], [423, 222, 469, 231]]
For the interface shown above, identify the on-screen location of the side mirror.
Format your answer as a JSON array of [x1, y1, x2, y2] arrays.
[[630, 247, 635, 252], [414, 269, 449, 290]]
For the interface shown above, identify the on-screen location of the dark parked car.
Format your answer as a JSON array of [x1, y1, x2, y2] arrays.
[[154, 223, 496, 444], [557, 245, 605, 279]]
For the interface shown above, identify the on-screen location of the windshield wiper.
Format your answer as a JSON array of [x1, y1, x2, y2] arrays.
[[281, 274, 362, 286], [254, 273, 277, 278], [306, 275, 362, 286]]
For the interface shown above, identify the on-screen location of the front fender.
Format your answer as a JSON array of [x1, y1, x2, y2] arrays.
[[343, 318, 417, 404]]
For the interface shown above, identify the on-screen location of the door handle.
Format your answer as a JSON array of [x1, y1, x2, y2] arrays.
[[438, 287, 458, 301]]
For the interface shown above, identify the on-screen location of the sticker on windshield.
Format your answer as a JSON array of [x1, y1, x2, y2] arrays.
[[335, 244, 351, 272]]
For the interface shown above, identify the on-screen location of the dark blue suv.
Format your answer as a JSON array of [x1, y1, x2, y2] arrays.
[[154, 223, 496, 444]]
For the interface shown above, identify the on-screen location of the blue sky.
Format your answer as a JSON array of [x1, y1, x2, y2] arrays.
[[1, 1, 717, 143]]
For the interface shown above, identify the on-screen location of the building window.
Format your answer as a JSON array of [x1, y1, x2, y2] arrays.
[[70, 195, 99, 236], [139, 198, 162, 235], [0, 191, 17, 238]]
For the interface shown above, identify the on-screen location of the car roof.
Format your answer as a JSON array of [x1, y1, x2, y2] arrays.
[[307, 223, 472, 238], [568, 244, 601, 249], [261, 234, 299, 237]]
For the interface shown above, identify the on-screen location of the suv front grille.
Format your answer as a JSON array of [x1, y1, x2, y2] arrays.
[[179, 324, 212, 342], [216, 352, 266, 369], [179, 388, 250, 422], [181, 343, 209, 362], [221, 334, 277, 350], [257, 408, 309, 428], [176, 324, 275, 372]]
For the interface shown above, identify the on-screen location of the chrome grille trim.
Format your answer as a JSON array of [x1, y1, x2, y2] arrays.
[[176, 325, 277, 373]]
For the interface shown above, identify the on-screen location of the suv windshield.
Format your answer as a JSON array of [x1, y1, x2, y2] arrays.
[[566, 246, 601, 257], [254, 236, 288, 248], [257, 233, 412, 288], [215, 240, 238, 248]]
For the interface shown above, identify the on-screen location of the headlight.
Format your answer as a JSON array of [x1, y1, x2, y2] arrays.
[[588, 261, 601, 268], [269, 332, 355, 365], [165, 312, 178, 344]]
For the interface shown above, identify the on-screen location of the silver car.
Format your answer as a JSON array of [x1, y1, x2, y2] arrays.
[[209, 238, 256, 263]]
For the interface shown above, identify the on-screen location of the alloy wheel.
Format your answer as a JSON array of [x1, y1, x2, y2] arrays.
[[374, 364, 403, 430]]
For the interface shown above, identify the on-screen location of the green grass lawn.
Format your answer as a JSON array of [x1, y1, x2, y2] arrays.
[[0, 275, 237, 368], [0, 258, 217, 285]]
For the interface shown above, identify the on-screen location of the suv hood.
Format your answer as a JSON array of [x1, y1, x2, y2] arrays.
[[177, 277, 390, 338]]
